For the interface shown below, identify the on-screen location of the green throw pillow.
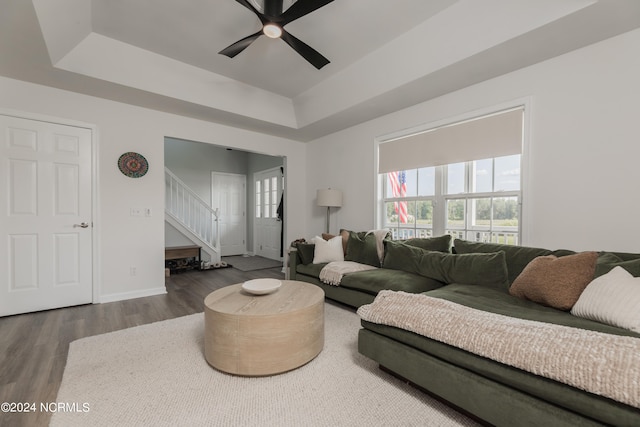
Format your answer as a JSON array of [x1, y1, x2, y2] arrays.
[[383, 241, 509, 290], [295, 243, 315, 265], [453, 239, 576, 285], [345, 231, 385, 267], [383, 241, 425, 273], [396, 234, 452, 253], [595, 252, 640, 278]]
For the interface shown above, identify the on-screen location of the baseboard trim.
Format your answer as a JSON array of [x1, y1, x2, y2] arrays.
[[100, 287, 167, 304]]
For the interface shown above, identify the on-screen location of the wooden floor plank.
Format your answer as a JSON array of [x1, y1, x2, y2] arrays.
[[0, 266, 284, 427]]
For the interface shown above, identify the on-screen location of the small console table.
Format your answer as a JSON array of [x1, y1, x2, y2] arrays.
[[165, 245, 201, 272]]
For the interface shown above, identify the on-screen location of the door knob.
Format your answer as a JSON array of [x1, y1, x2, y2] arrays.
[[74, 222, 90, 228]]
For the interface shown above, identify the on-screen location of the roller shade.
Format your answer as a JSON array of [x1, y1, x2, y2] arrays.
[[379, 107, 523, 174]]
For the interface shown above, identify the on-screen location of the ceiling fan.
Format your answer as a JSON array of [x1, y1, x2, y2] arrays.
[[219, 0, 334, 70]]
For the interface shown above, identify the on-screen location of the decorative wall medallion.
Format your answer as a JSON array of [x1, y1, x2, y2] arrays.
[[118, 152, 149, 178]]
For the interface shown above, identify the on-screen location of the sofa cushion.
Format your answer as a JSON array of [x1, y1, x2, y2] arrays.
[[296, 262, 327, 278], [361, 283, 640, 427], [426, 283, 640, 336], [345, 231, 386, 267], [572, 266, 640, 332], [453, 239, 576, 285], [340, 268, 444, 295], [509, 252, 598, 311], [312, 235, 344, 264], [396, 234, 452, 253], [595, 252, 640, 278], [295, 243, 316, 265], [383, 241, 509, 290]]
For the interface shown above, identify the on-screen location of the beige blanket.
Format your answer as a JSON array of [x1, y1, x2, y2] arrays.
[[319, 261, 377, 286], [365, 229, 389, 265], [357, 290, 640, 408]]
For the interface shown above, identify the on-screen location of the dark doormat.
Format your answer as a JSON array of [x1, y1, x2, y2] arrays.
[[221, 255, 283, 272]]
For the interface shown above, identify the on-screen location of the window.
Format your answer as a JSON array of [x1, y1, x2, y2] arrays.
[[255, 180, 261, 218], [384, 168, 435, 239], [255, 169, 284, 219], [256, 178, 274, 218], [379, 107, 524, 244], [444, 154, 520, 244], [384, 155, 521, 243], [271, 176, 278, 218]]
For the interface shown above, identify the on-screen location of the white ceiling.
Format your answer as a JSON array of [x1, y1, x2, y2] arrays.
[[2, 0, 640, 141], [91, 0, 456, 98]]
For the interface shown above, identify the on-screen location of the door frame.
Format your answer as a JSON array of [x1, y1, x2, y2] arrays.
[[0, 108, 100, 304]]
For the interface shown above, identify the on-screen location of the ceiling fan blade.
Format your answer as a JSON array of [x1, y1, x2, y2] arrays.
[[234, 0, 267, 23], [219, 31, 263, 58], [279, 0, 334, 25], [280, 29, 329, 69]]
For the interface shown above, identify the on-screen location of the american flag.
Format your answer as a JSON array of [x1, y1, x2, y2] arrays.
[[388, 171, 408, 223]]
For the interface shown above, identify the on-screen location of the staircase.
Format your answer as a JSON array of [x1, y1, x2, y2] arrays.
[[165, 167, 221, 264]]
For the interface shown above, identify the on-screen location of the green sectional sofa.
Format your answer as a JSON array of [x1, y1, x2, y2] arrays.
[[289, 232, 453, 307], [289, 234, 640, 426]]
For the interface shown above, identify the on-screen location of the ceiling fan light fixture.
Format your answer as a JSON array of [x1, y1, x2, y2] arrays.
[[263, 23, 282, 38]]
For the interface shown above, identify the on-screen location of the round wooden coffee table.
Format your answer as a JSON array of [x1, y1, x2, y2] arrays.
[[204, 280, 324, 376]]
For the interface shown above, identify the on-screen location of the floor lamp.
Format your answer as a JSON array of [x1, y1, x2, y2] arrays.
[[317, 189, 343, 234]]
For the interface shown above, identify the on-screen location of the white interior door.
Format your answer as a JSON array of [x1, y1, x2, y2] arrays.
[[254, 168, 283, 260], [212, 172, 246, 256], [0, 115, 93, 317]]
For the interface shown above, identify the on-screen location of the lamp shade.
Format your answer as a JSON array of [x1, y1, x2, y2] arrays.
[[317, 189, 343, 207]]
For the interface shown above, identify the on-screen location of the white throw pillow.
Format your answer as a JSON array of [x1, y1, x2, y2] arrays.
[[312, 235, 344, 264], [571, 266, 640, 332]]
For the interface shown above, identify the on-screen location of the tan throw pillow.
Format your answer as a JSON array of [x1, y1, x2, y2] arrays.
[[509, 251, 598, 310], [339, 229, 350, 255]]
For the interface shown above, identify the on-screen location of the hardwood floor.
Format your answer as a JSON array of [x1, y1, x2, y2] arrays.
[[0, 266, 284, 427]]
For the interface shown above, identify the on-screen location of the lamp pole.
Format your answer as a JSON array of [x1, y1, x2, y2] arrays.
[[325, 206, 331, 234], [317, 189, 343, 235]]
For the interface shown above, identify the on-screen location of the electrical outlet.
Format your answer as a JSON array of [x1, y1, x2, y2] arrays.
[[130, 208, 142, 217], [130, 267, 137, 276]]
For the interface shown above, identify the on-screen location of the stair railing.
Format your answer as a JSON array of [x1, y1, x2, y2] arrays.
[[165, 167, 220, 255]]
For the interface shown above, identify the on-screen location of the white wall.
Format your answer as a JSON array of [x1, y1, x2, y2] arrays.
[[164, 224, 193, 248], [0, 76, 305, 302], [306, 28, 640, 253]]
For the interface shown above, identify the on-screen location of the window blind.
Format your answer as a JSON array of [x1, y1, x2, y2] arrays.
[[378, 107, 523, 174]]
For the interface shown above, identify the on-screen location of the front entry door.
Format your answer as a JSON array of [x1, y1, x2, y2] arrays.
[[254, 168, 283, 261], [0, 115, 93, 316]]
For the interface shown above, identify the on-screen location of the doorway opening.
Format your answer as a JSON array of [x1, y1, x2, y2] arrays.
[[164, 137, 285, 264]]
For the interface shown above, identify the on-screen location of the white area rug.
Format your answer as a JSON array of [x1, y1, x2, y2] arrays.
[[52, 303, 478, 427]]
